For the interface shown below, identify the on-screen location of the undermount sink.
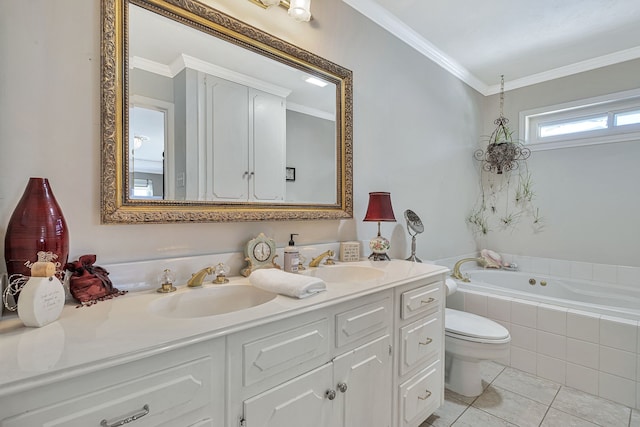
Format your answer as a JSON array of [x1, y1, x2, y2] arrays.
[[303, 265, 384, 282], [149, 285, 277, 318]]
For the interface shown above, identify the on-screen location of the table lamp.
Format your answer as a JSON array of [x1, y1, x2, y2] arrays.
[[363, 192, 396, 261]]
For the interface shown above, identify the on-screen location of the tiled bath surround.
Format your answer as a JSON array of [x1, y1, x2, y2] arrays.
[[436, 253, 640, 410]]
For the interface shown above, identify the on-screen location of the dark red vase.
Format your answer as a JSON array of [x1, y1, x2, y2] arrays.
[[4, 178, 69, 280]]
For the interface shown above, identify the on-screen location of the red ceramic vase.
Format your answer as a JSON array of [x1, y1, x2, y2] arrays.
[[4, 178, 69, 280]]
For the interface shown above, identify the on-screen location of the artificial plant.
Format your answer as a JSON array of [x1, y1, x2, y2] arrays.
[[468, 76, 543, 235]]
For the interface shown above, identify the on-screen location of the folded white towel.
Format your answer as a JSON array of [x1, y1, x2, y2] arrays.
[[249, 269, 327, 299]]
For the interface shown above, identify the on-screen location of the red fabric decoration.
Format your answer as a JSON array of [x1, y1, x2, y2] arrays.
[[65, 254, 126, 306]]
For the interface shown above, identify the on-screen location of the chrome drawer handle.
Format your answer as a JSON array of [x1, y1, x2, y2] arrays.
[[100, 404, 149, 427], [420, 297, 435, 305], [418, 390, 432, 401], [326, 389, 337, 400], [337, 382, 348, 393], [419, 338, 433, 346]]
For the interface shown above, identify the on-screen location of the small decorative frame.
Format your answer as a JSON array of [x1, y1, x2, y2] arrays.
[[286, 167, 296, 181]]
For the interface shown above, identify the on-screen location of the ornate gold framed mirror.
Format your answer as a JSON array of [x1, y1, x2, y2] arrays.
[[101, 0, 353, 223]]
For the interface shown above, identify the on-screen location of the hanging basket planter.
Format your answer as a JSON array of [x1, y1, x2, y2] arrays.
[[474, 115, 530, 174]]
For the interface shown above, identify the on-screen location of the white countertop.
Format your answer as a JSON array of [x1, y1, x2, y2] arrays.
[[0, 260, 447, 397]]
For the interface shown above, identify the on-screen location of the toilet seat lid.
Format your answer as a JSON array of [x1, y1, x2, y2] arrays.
[[445, 308, 510, 341]]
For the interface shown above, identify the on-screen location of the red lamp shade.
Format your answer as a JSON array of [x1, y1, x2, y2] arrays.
[[363, 192, 396, 222]]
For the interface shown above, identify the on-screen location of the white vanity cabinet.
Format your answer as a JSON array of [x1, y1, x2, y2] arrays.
[[0, 340, 225, 427], [0, 263, 448, 427], [204, 75, 286, 203], [394, 278, 445, 427], [232, 292, 394, 427]]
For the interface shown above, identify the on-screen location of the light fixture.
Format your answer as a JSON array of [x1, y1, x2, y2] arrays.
[[248, 0, 312, 22], [363, 192, 396, 261], [288, 0, 311, 22], [304, 76, 328, 87], [133, 134, 149, 150]]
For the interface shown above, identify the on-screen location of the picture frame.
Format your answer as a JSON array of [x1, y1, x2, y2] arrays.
[[286, 167, 296, 181]]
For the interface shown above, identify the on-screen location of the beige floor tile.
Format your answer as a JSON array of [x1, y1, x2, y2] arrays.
[[492, 367, 560, 405], [630, 409, 640, 427], [473, 385, 548, 427], [452, 407, 517, 426], [540, 408, 600, 427], [480, 360, 507, 384], [551, 386, 631, 427], [422, 397, 468, 427]]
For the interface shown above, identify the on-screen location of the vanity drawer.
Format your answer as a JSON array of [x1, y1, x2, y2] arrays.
[[0, 356, 213, 427], [400, 282, 441, 320], [243, 318, 330, 386], [398, 360, 442, 427], [399, 312, 442, 375], [335, 295, 392, 348]]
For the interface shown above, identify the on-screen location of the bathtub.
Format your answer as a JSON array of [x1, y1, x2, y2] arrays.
[[458, 269, 640, 321], [449, 268, 640, 410]]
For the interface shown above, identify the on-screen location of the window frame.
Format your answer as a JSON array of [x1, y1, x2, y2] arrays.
[[519, 88, 640, 151]]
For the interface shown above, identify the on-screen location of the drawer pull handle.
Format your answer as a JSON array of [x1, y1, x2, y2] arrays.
[[100, 404, 149, 427], [418, 390, 432, 401], [420, 298, 435, 305], [337, 382, 348, 393], [326, 389, 337, 400], [419, 338, 433, 346]]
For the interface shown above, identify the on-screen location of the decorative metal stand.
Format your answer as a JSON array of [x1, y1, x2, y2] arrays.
[[404, 209, 423, 262]]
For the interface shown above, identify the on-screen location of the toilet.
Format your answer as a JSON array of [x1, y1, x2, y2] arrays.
[[444, 281, 510, 397]]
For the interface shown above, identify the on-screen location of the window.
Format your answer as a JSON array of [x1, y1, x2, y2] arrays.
[[519, 89, 640, 151]]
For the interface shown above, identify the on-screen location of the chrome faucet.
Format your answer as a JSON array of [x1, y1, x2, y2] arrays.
[[309, 250, 335, 268], [187, 266, 214, 287], [450, 257, 488, 282]]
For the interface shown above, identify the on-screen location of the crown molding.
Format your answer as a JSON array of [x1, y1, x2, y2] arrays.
[[484, 45, 640, 95], [342, 0, 488, 94], [343, 0, 640, 97]]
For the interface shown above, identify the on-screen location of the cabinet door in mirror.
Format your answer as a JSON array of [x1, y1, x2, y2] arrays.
[[101, 0, 352, 223]]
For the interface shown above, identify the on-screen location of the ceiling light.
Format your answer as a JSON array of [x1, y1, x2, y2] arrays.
[[305, 76, 328, 87]]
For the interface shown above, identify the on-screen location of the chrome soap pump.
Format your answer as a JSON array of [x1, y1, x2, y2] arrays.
[[284, 234, 299, 273]]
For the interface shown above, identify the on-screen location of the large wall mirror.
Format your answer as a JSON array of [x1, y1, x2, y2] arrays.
[[101, 0, 353, 223]]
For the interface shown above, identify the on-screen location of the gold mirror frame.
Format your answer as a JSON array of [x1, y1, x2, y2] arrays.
[[101, 0, 353, 223]]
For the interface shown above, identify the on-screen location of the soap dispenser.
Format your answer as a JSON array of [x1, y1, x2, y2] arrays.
[[284, 234, 299, 273]]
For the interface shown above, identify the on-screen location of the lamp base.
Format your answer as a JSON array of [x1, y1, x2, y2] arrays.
[[406, 254, 422, 262], [369, 252, 390, 261]]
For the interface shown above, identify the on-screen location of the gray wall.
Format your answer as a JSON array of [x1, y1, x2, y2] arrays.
[[480, 59, 640, 267], [285, 110, 336, 204], [0, 0, 480, 266]]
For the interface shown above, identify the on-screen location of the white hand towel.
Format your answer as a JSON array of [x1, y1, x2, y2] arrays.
[[249, 269, 327, 299]]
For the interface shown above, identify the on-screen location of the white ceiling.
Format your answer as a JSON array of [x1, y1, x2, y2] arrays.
[[343, 0, 640, 95]]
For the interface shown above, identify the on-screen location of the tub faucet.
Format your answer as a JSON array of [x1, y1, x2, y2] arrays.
[[451, 257, 488, 282], [187, 266, 215, 287], [309, 250, 335, 267]]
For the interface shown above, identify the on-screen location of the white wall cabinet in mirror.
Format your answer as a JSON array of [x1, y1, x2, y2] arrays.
[[101, 0, 353, 223], [205, 77, 286, 203]]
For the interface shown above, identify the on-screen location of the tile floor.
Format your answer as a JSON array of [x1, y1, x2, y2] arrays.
[[421, 362, 640, 427]]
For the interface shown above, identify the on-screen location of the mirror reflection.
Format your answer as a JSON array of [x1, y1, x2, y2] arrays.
[[129, 3, 337, 204]]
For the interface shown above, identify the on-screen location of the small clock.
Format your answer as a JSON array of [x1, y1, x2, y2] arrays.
[[241, 233, 281, 277]]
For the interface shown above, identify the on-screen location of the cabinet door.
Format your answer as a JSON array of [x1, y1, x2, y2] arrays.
[[205, 76, 249, 201], [332, 334, 393, 427], [243, 363, 333, 427], [250, 90, 286, 202]]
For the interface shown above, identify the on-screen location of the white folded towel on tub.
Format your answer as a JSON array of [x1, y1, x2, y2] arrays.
[[249, 269, 327, 299]]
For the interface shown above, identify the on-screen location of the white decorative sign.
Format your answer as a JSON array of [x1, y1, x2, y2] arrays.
[[17, 276, 65, 327]]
